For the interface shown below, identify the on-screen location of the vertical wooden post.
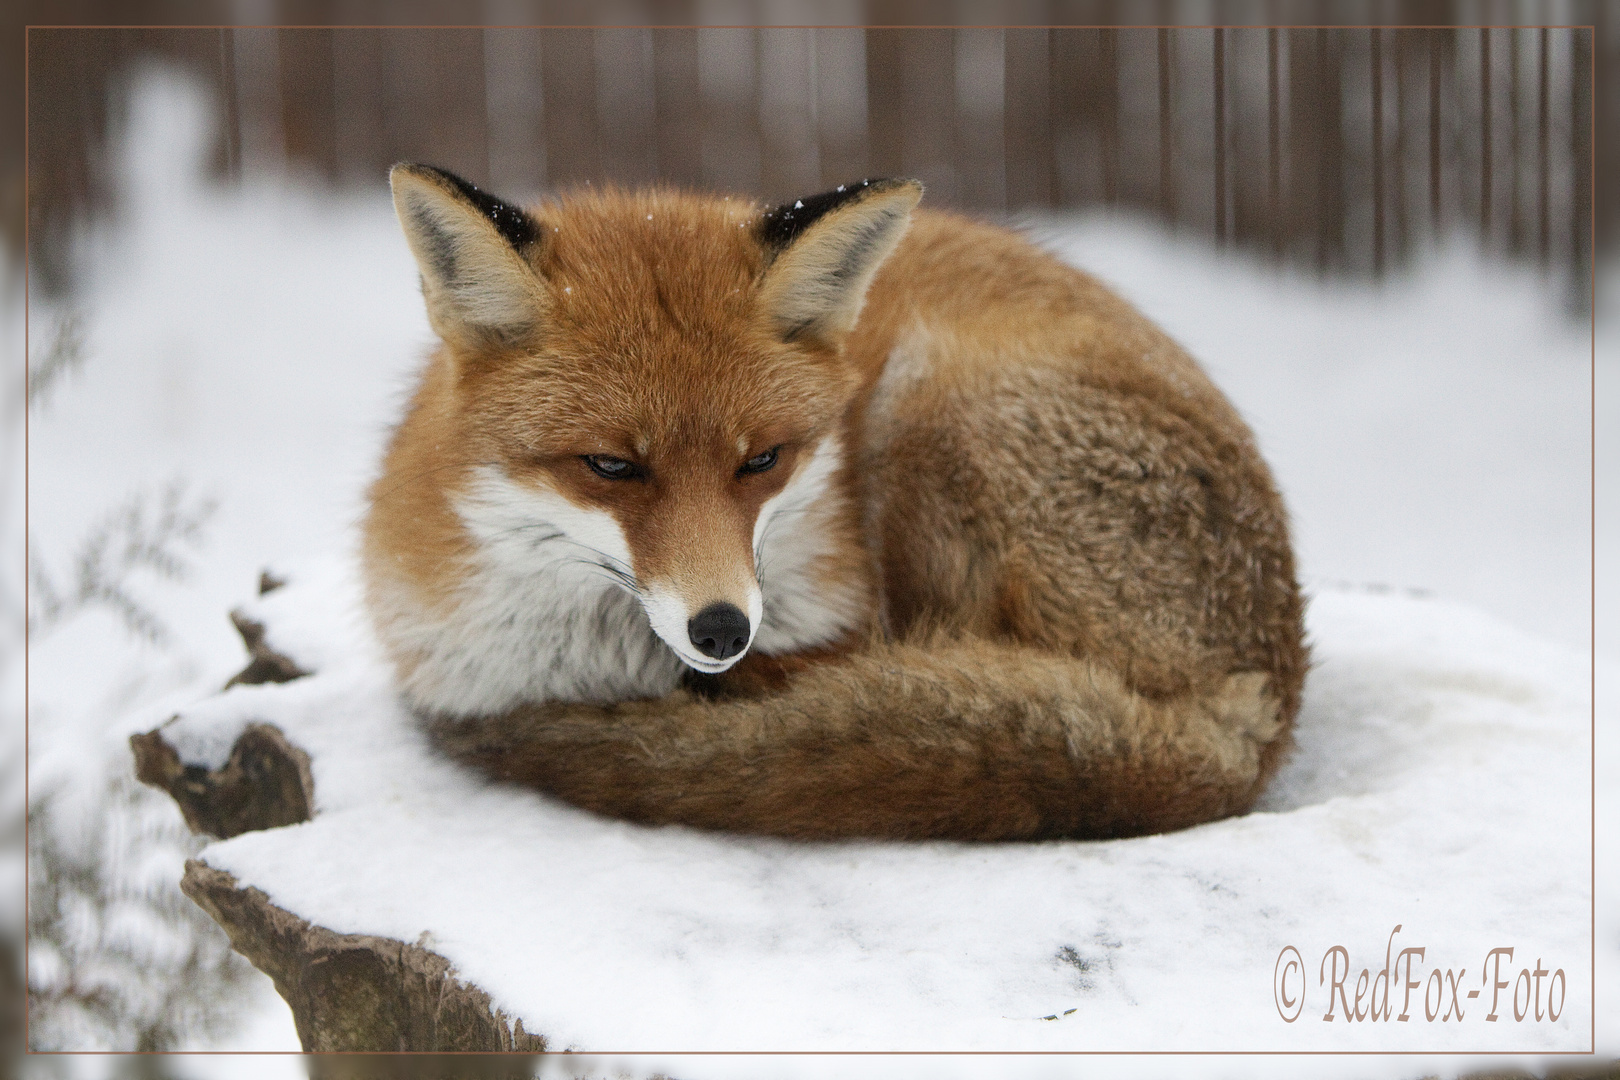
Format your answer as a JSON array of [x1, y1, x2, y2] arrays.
[[1570, 27, 1591, 305], [1596, 20, 1619, 270], [1287, 29, 1324, 268], [1537, 26, 1549, 265], [1004, 28, 1053, 209], [865, 29, 904, 182], [652, 29, 702, 189], [1267, 27, 1280, 257], [1319, 28, 1344, 271], [1103, 28, 1119, 206], [483, 28, 547, 195], [1047, 28, 1084, 208], [1394, 28, 1409, 258], [758, 28, 823, 202], [329, 29, 384, 187], [1429, 28, 1442, 232], [1372, 28, 1384, 275], [541, 29, 600, 188], [1158, 27, 1174, 222], [369, 31, 489, 187], [896, 29, 958, 206], [1213, 27, 1226, 243], [1509, 27, 1523, 252], [594, 29, 657, 189], [277, 30, 336, 181], [813, 29, 869, 191], [218, 28, 240, 182], [232, 27, 283, 177], [1235, 27, 1261, 248], [1480, 27, 1491, 242]]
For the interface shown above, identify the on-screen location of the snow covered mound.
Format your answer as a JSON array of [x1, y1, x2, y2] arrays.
[[150, 555, 1592, 1053]]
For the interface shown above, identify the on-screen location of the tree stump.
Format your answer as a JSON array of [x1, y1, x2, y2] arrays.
[[181, 861, 544, 1053], [131, 569, 546, 1053]]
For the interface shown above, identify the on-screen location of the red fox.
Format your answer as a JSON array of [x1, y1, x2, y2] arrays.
[[362, 163, 1307, 841]]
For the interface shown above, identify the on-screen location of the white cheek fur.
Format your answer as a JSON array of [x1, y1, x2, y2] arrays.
[[751, 435, 867, 655], [375, 437, 868, 715], [375, 466, 683, 717]]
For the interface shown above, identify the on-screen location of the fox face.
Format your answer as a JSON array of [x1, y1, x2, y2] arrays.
[[454, 349, 844, 675], [375, 166, 919, 705]]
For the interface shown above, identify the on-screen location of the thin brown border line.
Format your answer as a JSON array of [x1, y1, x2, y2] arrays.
[[1587, 18, 1598, 1062], [19, 1049, 1620, 1057], [17, 22, 1603, 1060], [17, 19, 1602, 1062], [20, 21, 30, 1061], [19, 22, 1601, 30]]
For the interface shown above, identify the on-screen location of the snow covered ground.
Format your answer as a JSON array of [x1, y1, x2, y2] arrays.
[[149, 550, 1592, 1057], [17, 69, 1612, 1077]]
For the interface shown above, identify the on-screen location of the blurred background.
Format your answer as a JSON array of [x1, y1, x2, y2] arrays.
[[19, 11, 1608, 305], [9, 2, 1615, 1077]]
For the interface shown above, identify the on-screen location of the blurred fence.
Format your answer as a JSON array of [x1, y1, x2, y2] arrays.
[[26, 22, 1601, 304]]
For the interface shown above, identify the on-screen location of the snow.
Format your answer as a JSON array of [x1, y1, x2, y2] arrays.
[[19, 67, 1610, 1075], [159, 557, 1592, 1058]]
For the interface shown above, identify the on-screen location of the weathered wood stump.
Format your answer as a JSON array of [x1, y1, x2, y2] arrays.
[[131, 573, 545, 1052], [131, 722, 313, 840], [182, 861, 545, 1053]]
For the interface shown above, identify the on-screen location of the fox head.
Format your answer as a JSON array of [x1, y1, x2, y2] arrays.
[[387, 164, 921, 675]]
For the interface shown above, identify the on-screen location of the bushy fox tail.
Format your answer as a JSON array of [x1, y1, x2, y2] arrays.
[[430, 639, 1292, 841]]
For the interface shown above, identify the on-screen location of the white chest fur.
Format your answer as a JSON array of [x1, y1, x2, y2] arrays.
[[377, 438, 865, 719], [379, 469, 684, 717]]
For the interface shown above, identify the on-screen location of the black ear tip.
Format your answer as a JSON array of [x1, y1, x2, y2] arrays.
[[391, 162, 456, 185], [846, 177, 923, 194], [392, 163, 483, 198], [824, 177, 924, 200], [391, 164, 539, 253], [759, 177, 923, 252]]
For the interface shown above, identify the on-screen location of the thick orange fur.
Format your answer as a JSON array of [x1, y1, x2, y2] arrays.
[[364, 166, 1307, 841]]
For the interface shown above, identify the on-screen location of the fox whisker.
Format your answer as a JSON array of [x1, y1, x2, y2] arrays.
[[478, 522, 640, 596], [753, 499, 821, 585]]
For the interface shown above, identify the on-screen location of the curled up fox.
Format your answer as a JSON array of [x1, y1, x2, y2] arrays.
[[361, 163, 1307, 841]]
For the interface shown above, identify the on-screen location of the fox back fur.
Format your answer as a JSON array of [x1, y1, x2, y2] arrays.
[[362, 164, 1307, 841]]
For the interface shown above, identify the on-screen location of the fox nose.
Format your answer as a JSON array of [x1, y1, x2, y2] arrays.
[[689, 603, 751, 660]]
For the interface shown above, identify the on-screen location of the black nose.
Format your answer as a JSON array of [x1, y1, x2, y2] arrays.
[[688, 603, 751, 661]]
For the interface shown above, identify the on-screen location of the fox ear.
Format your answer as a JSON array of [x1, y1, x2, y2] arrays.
[[755, 178, 923, 344], [390, 163, 547, 347]]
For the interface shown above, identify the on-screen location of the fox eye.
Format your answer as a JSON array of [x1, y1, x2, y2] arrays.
[[738, 446, 780, 476], [583, 455, 641, 480]]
